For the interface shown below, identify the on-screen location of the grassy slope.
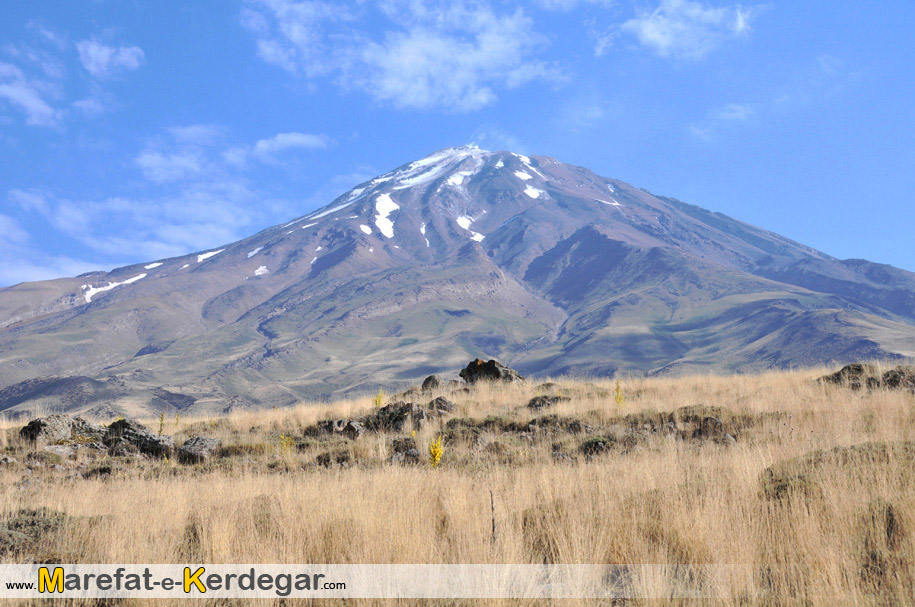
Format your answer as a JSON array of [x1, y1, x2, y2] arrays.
[[1, 367, 915, 605]]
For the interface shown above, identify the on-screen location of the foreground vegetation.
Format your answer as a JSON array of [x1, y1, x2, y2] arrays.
[[2, 365, 915, 605]]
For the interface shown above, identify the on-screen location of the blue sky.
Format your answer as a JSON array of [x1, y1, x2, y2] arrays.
[[1, 0, 913, 286]]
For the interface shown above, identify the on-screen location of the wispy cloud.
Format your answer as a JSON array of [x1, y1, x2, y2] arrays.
[[242, 0, 562, 112], [135, 151, 205, 183], [76, 40, 145, 78], [252, 132, 331, 160], [621, 0, 759, 59], [713, 103, 754, 121], [0, 61, 62, 126], [534, 0, 614, 10]]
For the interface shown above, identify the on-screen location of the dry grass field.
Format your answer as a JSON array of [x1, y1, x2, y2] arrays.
[[2, 364, 915, 605]]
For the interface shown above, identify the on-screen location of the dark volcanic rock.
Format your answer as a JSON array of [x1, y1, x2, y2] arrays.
[[20, 415, 105, 444], [527, 395, 571, 410], [421, 375, 442, 392], [391, 437, 417, 454], [428, 396, 455, 412], [820, 363, 881, 390], [363, 402, 427, 432], [820, 363, 915, 392], [104, 418, 174, 458], [459, 359, 524, 384], [177, 436, 222, 464], [342, 420, 364, 441]]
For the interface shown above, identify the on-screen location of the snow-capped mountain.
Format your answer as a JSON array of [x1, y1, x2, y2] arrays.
[[2, 146, 914, 416]]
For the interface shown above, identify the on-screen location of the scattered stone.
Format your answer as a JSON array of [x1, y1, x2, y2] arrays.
[[0, 528, 31, 555], [0, 456, 17, 466], [103, 418, 174, 458], [106, 439, 139, 457], [527, 395, 570, 410], [363, 402, 427, 433], [391, 448, 421, 465], [342, 420, 364, 441], [317, 420, 348, 435], [315, 450, 350, 468], [819, 363, 915, 392], [691, 416, 724, 440], [428, 396, 455, 413], [391, 437, 417, 454], [177, 436, 222, 464], [458, 359, 525, 384], [421, 375, 442, 392], [579, 436, 615, 456], [20, 415, 104, 445]]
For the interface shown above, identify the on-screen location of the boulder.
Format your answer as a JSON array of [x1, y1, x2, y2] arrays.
[[317, 420, 348, 434], [342, 421, 364, 441], [391, 448, 421, 465], [177, 436, 222, 464], [363, 402, 426, 432], [315, 450, 351, 468], [877, 367, 915, 391], [103, 418, 174, 458], [428, 396, 455, 413], [20, 415, 105, 445], [459, 359, 524, 384], [421, 375, 442, 392], [391, 437, 417, 454], [691, 416, 725, 440], [527, 395, 571, 410], [580, 436, 615, 456]]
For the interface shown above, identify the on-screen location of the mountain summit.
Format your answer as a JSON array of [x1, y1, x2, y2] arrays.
[[2, 146, 914, 416]]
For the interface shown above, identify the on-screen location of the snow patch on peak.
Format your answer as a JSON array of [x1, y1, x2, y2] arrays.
[[495, 159, 504, 169], [247, 247, 263, 258], [524, 186, 545, 199], [374, 193, 399, 238], [514, 171, 532, 181], [360, 224, 372, 235], [597, 199, 622, 207], [197, 249, 224, 263], [255, 265, 269, 276], [420, 222, 426, 235], [144, 262, 162, 270], [455, 215, 485, 242], [447, 171, 472, 186], [84, 273, 147, 304]]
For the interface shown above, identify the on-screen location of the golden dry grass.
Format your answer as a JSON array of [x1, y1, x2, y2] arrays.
[[2, 367, 915, 605]]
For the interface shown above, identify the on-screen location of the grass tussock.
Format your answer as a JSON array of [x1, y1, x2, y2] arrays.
[[1, 368, 915, 605]]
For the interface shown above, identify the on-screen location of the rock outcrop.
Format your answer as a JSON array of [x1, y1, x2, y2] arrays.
[[459, 359, 524, 384]]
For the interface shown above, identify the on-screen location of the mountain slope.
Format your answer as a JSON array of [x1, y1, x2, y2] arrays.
[[1, 146, 913, 416]]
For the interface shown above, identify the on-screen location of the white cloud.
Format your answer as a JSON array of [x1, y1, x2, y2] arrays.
[[72, 97, 106, 116], [0, 61, 62, 126], [714, 103, 754, 121], [135, 151, 204, 183], [621, 0, 758, 59], [76, 40, 145, 78], [252, 132, 331, 159], [243, 0, 561, 112], [535, 0, 614, 10]]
